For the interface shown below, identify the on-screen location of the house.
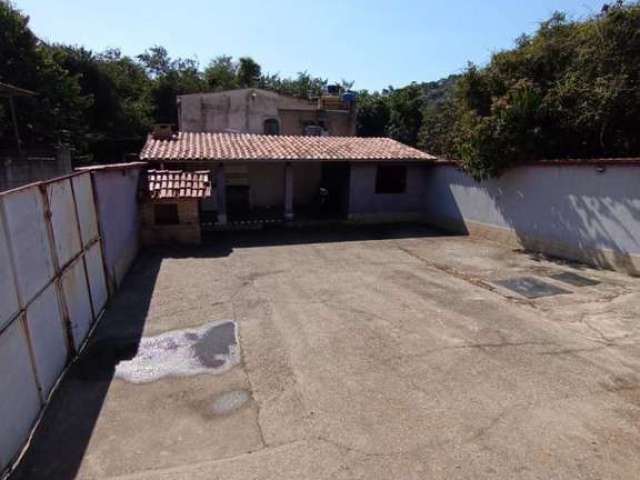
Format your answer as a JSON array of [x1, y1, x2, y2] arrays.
[[139, 130, 436, 226], [139, 169, 212, 244], [177, 88, 357, 137]]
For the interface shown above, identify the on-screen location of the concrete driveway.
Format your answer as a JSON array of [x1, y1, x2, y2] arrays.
[[12, 226, 640, 479]]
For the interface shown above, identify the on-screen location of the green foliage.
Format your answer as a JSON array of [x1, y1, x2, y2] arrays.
[[0, 1, 333, 158], [419, 2, 640, 179], [356, 84, 425, 145], [237, 57, 261, 88], [356, 90, 389, 137], [0, 1, 91, 147], [385, 84, 424, 145], [9, 0, 639, 175], [260, 71, 328, 98], [204, 55, 238, 91], [357, 76, 460, 144], [139, 46, 207, 123]]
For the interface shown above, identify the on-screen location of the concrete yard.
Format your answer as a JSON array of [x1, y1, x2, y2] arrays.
[[12, 226, 640, 479]]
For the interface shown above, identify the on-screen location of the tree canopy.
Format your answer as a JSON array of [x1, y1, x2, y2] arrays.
[[3, 0, 640, 175], [0, 1, 333, 161], [419, 2, 640, 178]]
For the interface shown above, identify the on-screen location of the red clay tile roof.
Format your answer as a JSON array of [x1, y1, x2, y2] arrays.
[[146, 170, 212, 199], [140, 132, 436, 162]]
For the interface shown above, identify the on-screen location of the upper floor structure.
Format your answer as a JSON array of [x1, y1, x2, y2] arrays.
[[177, 88, 357, 137]]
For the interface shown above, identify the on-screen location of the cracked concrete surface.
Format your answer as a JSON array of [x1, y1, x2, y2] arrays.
[[11, 226, 640, 479]]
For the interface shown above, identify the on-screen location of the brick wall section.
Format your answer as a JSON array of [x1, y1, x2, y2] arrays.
[[140, 199, 201, 245]]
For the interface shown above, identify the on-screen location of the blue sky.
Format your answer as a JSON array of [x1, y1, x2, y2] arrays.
[[15, 0, 604, 91]]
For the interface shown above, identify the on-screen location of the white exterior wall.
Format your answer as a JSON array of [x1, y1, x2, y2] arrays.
[[348, 163, 429, 222], [179, 89, 281, 133], [92, 167, 141, 293], [424, 163, 640, 274]]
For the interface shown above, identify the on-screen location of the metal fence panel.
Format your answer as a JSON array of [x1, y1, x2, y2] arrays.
[[93, 168, 141, 292], [2, 187, 55, 304], [85, 242, 107, 315], [47, 179, 82, 268], [61, 255, 94, 349], [0, 164, 142, 475], [0, 319, 42, 472], [0, 203, 19, 330], [72, 174, 99, 246], [25, 283, 68, 397]]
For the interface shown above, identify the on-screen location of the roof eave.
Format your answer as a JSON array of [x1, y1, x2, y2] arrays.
[[141, 156, 437, 163]]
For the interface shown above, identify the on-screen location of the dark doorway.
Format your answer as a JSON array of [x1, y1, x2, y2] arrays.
[[319, 162, 350, 218], [226, 185, 250, 220]]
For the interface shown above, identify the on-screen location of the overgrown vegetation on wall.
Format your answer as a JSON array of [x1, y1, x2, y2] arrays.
[[358, 2, 640, 178], [3, 1, 640, 176], [421, 1, 640, 178]]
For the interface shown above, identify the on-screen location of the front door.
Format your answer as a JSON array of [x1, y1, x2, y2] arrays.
[[226, 185, 250, 220], [320, 162, 350, 218]]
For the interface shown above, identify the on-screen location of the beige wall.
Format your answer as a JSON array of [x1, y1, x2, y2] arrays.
[[325, 111, 356, 136], [247, 163, 284, 208], [231, 162, 322, 209], [279, 109, 318, 135], [276, 109, 354, 136], [178, 88, 356, 136], [179, 89, 280, 133], [140, 199, 201, 245]]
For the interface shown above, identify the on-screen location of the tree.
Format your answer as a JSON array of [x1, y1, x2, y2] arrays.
[[204, 55, 238, 91], [237, 57, 261, 88], [0, 1, 91, 149], [356, 90, 389, 137], [385, 84, 424, 146], [417, 2, 640, 179], [95, 48, 153, 136], [137, 45, 172, 78], [261, 71, 327, 98], [139, 46, 206, 123]]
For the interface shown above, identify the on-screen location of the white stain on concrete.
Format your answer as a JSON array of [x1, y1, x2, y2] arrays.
[[115, 320, 239, 384], [210, 390, 250, 415]]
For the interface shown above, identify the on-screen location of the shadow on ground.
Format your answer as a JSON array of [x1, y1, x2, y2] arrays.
[[10, 222, 450, 480], [11, 255, 162, 480], [194, 222, 449, 258]]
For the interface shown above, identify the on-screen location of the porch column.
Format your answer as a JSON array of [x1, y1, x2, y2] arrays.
[[216, 163, 227, 225], [284, 162, 294, 221]]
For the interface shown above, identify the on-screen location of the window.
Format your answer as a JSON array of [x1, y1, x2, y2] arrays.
[[263, 118, 280, 135], [375, 165, 407, 194], [154, 203, 179, 225]]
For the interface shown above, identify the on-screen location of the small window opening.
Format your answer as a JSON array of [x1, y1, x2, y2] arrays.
[[375, 165, 407, 194], [154, 203, 179, 225], [264, 118, 280, 135]]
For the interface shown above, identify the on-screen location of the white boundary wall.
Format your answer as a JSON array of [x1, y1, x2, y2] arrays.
[[0, 163, 142, 475], [424, 163, 640, 274]]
